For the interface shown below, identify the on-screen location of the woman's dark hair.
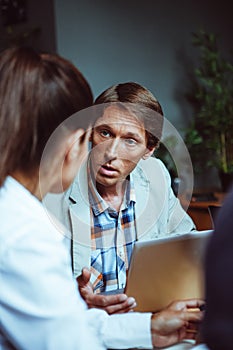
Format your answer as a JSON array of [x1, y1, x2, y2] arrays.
[[94, 82, 164, 150], [0, 47, 93, 187]]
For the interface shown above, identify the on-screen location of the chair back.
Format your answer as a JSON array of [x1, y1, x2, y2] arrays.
[[208, 205, 221, 228]]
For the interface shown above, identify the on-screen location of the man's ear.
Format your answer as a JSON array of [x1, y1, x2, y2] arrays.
[[142, 147, 155, 160], [65, 128, 85, 162]]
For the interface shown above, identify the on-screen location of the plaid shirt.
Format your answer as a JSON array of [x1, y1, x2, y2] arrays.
[[88, 165, 137, 293]]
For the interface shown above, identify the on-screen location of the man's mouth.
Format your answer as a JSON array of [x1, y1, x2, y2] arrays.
[[98, 164, 118, 176]]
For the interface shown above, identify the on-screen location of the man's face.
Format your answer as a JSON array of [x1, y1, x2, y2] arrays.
[[90, 105, 154, 188]]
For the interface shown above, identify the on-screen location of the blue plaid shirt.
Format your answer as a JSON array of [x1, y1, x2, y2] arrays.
[[88, 166, 137, 293]]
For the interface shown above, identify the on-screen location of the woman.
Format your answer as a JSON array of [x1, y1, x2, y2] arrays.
[[0, 46, 105, 349]]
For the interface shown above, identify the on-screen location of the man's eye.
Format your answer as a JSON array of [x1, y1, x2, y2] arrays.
[[100, 130, 111, 137], [125, 138, 137, 146]]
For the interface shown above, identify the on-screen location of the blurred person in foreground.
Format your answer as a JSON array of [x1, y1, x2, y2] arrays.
[[193, 186, 233, 350]]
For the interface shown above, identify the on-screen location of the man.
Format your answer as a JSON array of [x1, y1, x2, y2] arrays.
[[45, 82, 199, 349]]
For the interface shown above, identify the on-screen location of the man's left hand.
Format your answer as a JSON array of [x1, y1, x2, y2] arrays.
[[77, 267, 137, 314]]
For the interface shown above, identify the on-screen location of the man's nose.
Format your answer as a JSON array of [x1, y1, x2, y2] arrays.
[[104, 138, 119, 160]]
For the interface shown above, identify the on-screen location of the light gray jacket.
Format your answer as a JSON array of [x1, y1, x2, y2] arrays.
[[45, 157, 195, 277]]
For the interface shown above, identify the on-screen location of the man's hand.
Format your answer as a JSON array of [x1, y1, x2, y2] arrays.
[[77, 267, 137, 314], [150, 299, 205, 348]]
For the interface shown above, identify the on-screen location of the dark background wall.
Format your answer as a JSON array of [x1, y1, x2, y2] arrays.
[[53, 0, 233, 190], [54, 0, 233, 130], [0, 0, 56, 52]]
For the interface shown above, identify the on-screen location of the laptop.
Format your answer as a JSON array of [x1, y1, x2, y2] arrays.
[[124, 230, 213, 312]]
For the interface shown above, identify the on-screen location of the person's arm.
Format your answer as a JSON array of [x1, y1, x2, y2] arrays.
[[86, 299, 204, 349], [0, 220, 105, 350]]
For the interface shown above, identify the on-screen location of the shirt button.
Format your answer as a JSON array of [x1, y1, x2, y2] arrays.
[[119, 248, 124, 258]]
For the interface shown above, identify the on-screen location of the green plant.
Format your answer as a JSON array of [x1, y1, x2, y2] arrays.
[[185, 29, 233, 175]]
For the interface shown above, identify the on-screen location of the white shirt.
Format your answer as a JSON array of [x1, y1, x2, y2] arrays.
[[0, 177, 152, 349]]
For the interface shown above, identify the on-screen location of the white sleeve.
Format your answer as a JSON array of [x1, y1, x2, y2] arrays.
[[0, 222, 105, 350], [87, 309, 153, 349]]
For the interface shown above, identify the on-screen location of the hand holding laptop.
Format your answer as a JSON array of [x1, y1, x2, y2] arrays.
[[150, 299, 204, 348]]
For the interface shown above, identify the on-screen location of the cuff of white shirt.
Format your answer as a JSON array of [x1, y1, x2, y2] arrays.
[[87, 309, 153, 349]]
